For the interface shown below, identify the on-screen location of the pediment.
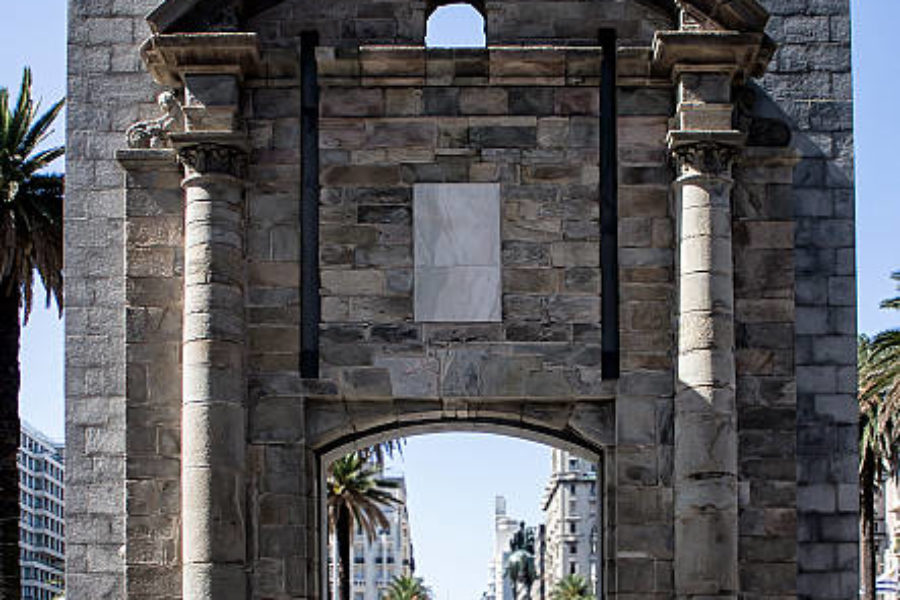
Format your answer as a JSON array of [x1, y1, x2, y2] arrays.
[[146, 0, 769, 36]]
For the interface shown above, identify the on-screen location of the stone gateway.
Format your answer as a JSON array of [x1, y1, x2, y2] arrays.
[[65, 0, 857, 598]]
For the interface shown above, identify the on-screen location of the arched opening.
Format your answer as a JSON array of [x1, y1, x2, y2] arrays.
[[425, 2, 487, 48], [318, 425, 611, 600]]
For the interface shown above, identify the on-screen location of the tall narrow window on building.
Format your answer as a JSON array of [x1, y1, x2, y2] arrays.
[[425, 3, 486, 47]]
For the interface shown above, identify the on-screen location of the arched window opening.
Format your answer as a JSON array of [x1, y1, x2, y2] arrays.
[[425, 3, 486, 48]]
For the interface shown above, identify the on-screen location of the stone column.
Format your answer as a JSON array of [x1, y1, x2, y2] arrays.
[[668, 64, 745, 600], [176, 137, 249, 599], [670, 132, 742, 598], [652, 22, 775, 596], [135, 33, 260, 600]]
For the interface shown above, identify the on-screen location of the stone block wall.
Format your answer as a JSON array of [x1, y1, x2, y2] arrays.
[[611, 75, 675, 596], [246, 0, 672, 47], [66, 1, 163, 598], [312, 47, 605, 401], [732, 148, 799, 595], [756, 1, 858, 597], [120, 152, 184, 598]]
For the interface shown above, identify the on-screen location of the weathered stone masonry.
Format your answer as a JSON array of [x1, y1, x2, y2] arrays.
[[65, 0, 856, 598]]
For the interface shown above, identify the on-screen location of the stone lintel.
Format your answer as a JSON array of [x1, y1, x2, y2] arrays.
[[140, 33, 260, 87], [652, 30, 775, 81], [667, 129, 745, 152], [115, 148, 179, 171]]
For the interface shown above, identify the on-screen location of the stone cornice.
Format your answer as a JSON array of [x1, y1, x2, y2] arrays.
[[652, 30, 775, 80], [140, 33, 260, 87], [146, 0, 769, 35]]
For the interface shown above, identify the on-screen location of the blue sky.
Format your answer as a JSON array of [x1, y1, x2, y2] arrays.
[[0, 1, 897, 598]]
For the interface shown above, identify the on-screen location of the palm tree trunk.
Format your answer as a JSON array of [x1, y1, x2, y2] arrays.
[[0, 291, 20, 599], [861, 463, 877, 600], [338, 505, 351, 600]]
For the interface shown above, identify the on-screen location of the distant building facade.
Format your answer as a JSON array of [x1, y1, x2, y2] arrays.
[[331, 474, 414, 600], [485, 496, 521, 600], [542, 450, 599, 595], [19, 422, 65, 600]]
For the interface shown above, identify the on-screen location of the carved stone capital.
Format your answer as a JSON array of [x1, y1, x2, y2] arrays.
[[672, 142, 740, 178], [177, 143, 247, 179]]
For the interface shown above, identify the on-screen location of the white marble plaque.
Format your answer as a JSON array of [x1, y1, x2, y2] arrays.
[[414, 183, 501, 322]]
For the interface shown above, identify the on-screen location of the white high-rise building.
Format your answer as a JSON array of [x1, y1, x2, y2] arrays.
[[541, 450, 599, 596], [19, 421, 65, 600], [331, 474, 414, 600], [485, 496, 521, 600]]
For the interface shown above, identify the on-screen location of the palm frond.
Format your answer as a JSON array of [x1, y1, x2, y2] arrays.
[[550, 574, 594, 600], [880, 271, 900, 310], [383, 575, 431, 600], [0, 68, 65, 320], [22, 146, 65, 176], [19, 98, 64, 160], [859, 327, 900, 483], [0, 87, 9, 151], [327, 452, 403, 545], [8, 69, 33, 153]]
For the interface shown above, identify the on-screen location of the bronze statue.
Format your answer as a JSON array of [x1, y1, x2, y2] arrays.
[[505, 522, 537, 600]]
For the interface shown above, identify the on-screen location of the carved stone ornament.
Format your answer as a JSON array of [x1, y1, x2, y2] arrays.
[[177, 143, 247, 179], [126, 91, 183, 149], [672, 142, 740, 177]]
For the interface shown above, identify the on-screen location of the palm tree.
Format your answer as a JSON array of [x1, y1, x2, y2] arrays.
[[327, 452, 401, 600], [382, 575, 431, 600], [0, 67, 64, 598], [859, 271, 900, 600], [550, 574, 595, 600]]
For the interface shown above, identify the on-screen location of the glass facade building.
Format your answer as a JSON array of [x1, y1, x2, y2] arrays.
[[19, 422, 65, 600]]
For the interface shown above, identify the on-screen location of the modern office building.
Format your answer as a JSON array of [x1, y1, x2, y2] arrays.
[[541, 450, 599, 595], [19, 421, 65, 600], [484, 496, 521, 600], [331, 473, 414, 600]]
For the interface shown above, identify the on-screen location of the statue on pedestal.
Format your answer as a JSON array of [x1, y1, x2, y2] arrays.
[[505, 522, 537, 600]]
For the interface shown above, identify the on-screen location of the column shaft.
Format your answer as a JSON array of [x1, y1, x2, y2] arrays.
[[673, 143, 739, 598], [180, 158, 247, 599]]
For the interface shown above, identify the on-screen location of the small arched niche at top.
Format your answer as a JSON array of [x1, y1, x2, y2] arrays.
[[425, 2, 487, 48]]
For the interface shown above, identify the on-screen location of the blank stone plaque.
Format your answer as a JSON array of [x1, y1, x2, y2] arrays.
[[414, 183, 501, 322]]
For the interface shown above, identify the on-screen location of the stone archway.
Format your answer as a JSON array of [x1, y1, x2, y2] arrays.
[[314, 420, 613, 600]]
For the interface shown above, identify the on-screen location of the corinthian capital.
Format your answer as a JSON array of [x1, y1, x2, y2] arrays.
[[177, 143, 247, 179], [672, 142, 740, 177]]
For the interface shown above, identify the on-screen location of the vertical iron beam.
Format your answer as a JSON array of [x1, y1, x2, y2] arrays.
[[599, 29, 620, 380], [300, 31, 321, 378]]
